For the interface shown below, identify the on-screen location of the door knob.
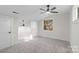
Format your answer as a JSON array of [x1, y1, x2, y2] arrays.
[[8, 32, 11, 34]]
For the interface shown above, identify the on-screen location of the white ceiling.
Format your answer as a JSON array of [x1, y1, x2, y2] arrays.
[[0, 5, 72, 19]]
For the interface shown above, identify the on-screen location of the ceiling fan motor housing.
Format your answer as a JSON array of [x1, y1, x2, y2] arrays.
[[47, 5, 50, 11]]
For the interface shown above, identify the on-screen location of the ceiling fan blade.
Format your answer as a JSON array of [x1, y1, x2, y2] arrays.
[[40, 8, 46, 11], [12, 11, 19, 14], [51, 7, 56, 10], [51, 11, 59, 13]]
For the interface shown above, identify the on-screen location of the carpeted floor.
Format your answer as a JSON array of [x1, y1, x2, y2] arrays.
[[0, 37, 72, 53]]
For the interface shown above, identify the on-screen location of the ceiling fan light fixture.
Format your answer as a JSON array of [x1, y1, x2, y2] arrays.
[[46, 11, 50, 14]]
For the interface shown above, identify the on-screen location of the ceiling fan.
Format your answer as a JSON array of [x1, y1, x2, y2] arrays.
[[40, 5, 59, 14], [12, 11, 19, 14]]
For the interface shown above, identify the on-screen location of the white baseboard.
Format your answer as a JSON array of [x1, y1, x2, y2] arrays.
[[38, 35, 70, 42], [71, 45, 79, 53]]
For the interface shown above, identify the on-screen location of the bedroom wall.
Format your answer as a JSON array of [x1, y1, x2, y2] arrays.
[[70, 5, 79, 52], [38, 13, 70, 41]]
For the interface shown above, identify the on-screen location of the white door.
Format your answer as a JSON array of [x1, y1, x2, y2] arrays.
[[31, 21, 37, 37], [0, 19, 11, 49]]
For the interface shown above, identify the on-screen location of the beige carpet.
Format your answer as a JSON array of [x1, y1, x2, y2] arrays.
[[0, 37, 72, 53]]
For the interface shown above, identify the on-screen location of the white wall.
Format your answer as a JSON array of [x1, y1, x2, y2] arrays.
[[70, 5, 79, 52], [38, 13, 70, 41]]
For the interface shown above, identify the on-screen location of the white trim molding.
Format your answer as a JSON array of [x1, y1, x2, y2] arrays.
[[71, 45, 79, 53]]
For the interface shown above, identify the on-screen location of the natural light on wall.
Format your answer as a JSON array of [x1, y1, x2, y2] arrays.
[[72, 5, 79, 23]]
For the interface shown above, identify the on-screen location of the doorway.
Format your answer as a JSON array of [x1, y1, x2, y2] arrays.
[[18, 21, 37, 42]]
